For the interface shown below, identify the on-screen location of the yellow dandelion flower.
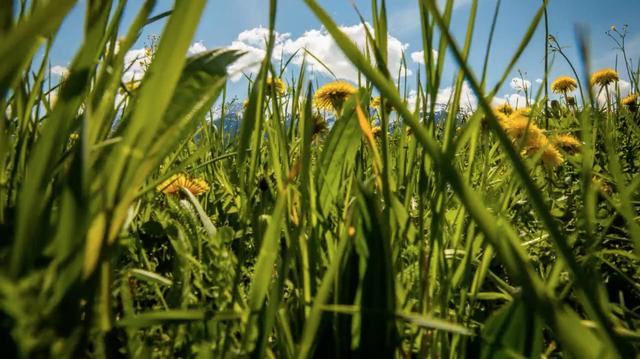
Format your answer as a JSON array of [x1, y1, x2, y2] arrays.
[[347, 226, 356, 237], [540, 145, 564, 168], [622, 93, 638, 110], [500, 114, 545, 147], [157, 174, 210, 196], [313, 81, 357, 113], [371, 126, 382, 138], [510, 107, 532, 118], [371, 96, 381, 109], [481, 109, 509, 129], [551, 76, 577, 94], [311, 112, 328, 136], [266, 77, 287, 97], [523, 140, 564, 168], [371, 96, 394, 113], [551, 134, 582, 154], [590, 68, 619, 87], [494, 103, 514, 116]]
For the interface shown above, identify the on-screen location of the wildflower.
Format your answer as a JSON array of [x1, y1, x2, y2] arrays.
[[622, 93, 638, 111], [551, 134, 582, 154], [266, 77, 287, 97], [313, 81, 357, 113], [371, 96, 393, 112], [371, 126, 382, 138], [311, 112, 328, 136], [539, 145, 564, 168], [371, 96, 381, 109], [69, 133, 80, 142], [510, 107, 532, 118], [590, 68, 619, 87], [347, 226, 356, 237], [494, 103, 514, 116], [500, 114, 545, 147], [551, 76, 577, 94], [157, 174, 210, 196]]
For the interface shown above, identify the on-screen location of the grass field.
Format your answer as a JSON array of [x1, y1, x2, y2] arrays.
[[1, 0, 640, 357]]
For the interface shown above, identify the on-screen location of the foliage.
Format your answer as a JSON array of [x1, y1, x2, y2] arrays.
[[1, 0, 639, 358]]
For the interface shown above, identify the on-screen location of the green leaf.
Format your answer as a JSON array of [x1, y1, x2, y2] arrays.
[[315, 95, 361, 217]]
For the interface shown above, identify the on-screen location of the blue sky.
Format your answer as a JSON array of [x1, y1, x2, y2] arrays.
[[50, 0, 640, 106]]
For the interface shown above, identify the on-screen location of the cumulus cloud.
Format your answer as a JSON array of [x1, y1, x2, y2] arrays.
[[492, 93, 529, 109], [595, 79, 632, 105], [120, 41, 209, 83], [122, 48, 148, 83], [51, 65, 69, 77], [226, 27, 287, 81], [188, 42, 207, 55], [226, 24, 411, 82], [535, 78, 543, 84], [410, 50, 438, 65], [510, 77, 531, 92], [436, 82, 477, 110]]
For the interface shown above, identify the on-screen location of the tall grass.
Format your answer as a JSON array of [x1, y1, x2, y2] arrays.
[[1, 0, 639, 357]]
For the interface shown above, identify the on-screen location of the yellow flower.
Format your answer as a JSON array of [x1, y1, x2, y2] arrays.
[[157, 174, 210, 196], [551, 76, 577, 94], [371, 96, 381, 109], [371, 96, 394, 113], [265, 77, 287, 97], [371, 126, 382, 138], [500, 114, 545, 147], [622, 93, 638, 109], [521, 138, 564, 168], [494, 103, 514, 116], [311, 112, 328, 136], [590, 68, 619, 87], [551, 134, 582, 154], [347, 226, 356, 237], [313, 81, 357, 113], [540, 145, 564, 168], [510, 107, 532, 118]]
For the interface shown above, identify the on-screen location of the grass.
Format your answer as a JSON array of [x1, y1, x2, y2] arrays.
[[1, 0, 640, 357]]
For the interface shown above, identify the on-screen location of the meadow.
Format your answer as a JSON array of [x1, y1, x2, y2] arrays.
[[1, 0, 640, 357]]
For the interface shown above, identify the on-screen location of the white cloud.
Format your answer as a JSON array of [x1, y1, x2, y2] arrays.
[[122, 48, 148, 83], [410, 50, 438, 65], [226, 24, 411, 82], [510, 77, 531, 92], [51, 65, 69, 77], [535, 78, 543, 84], [434, 82, 477, 111], [492, 93, 529, 109], [226, 27, 288, 81], [120, 41, 209, 83], [595, 79, 632, 105], [188, 42, 207, 55]]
